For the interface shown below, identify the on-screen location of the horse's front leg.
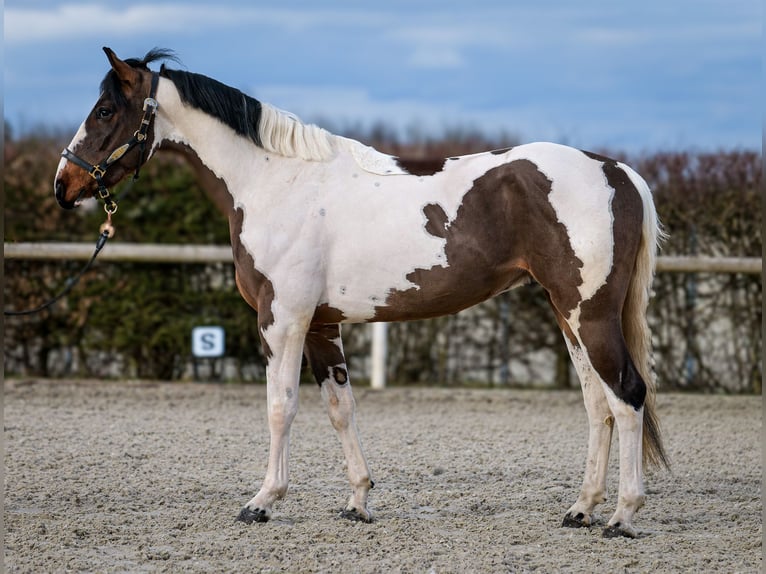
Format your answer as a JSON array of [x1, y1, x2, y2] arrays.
[[304, 324, 374, 522], [237, 320, 307, 524]]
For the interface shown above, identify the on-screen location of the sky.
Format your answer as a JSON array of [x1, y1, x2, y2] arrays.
[[4, 0, 762, 153]]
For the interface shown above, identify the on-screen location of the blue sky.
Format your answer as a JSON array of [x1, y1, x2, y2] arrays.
[[4, 0, 762, 153]]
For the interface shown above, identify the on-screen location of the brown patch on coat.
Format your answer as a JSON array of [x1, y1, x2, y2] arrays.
[[395, 157, 447, 176], [574, 159, 646, 408], [333, 366, 348, 384], [422, 203, 449, 238], [311, 304, 347, 325], [229, 208, 276, 359], [372, 159, 583, 321], [304, 324, 348, 386], [159, 141, 234, 215]]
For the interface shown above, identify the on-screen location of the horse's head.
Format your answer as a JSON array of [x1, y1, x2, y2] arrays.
[[54, 47, 170, 210]]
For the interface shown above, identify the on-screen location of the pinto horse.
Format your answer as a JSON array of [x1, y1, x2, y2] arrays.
[[54, 48, 668, 538]]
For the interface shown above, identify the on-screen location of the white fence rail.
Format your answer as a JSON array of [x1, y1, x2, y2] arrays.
[[4, 242, 763, 274], [6, 242, 761, 389]]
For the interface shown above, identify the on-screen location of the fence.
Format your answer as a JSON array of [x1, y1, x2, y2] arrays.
[[5, 242, 762, 393], [5, 242, 762, 273]]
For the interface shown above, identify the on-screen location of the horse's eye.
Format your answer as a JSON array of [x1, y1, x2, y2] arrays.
[[96, 107, 113, 120]]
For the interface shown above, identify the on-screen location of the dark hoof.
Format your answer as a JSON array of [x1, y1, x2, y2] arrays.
[[237, 507, 269, 524], [340, 508, 373, 523], [602, 523, 636, 539], [562, 512, 589, 528]]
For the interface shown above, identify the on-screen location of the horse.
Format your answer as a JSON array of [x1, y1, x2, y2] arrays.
[[54, 47, 668, 538]]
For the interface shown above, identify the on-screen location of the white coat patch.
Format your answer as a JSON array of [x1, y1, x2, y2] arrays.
[[56, 121, 88, 181]]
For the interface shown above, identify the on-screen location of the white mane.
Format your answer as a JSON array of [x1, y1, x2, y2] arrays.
[[258, 103, 336, 162]]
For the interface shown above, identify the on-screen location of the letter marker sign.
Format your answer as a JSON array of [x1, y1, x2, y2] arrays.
[[192, 326, 225, 358]]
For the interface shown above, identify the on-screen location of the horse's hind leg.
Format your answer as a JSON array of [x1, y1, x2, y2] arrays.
[[304, 324, 374, 522], [547, 303, 614, 528], [555, 315, 614, 529], [565, 309, 646, 538]]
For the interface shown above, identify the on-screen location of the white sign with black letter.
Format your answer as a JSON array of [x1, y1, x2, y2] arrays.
[[192, 326, 225, 358]]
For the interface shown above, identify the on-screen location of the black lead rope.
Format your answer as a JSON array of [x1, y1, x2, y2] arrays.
[[4, 225, 113, 317]]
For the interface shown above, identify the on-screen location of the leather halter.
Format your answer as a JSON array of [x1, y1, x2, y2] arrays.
[[61, 71, 160, 213]]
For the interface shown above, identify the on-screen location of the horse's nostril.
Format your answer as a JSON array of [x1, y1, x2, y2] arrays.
[[54, 179, 76, 210]]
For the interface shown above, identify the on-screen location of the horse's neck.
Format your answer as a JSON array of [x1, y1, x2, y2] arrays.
[[153, 80, 400, 210], [154, 83, 268, 195], [159, 140, 234, 215], [162, 112, 344, 215]]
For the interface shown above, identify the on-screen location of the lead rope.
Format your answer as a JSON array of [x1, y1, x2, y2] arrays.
[[4, 209, 116, 317]]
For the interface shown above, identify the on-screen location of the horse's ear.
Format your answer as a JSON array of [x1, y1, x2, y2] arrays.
[[103, 46, 140, 92]]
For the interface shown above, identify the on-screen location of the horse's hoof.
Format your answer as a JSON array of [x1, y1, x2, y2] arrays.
[[237, 506, 269, 524], [340, 507, 373, 523], [562, 512, 589, 528], [602, 523, 637, 539]]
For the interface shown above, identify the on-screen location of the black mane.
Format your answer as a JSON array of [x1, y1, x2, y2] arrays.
[[161, 68, 263, 147], [100, 48, 263, 147]]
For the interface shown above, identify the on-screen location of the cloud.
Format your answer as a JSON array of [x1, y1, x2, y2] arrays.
[[5, 4, 223, 43], [408, 47, 465, 69], [4, 3, 385, 44], [387, 18, 513, 70]]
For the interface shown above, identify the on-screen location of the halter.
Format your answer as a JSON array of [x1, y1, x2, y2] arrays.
[[61, 72, 160, 214]]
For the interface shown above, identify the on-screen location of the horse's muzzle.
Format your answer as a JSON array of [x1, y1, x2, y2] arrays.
[[54, 178, 80, 210]]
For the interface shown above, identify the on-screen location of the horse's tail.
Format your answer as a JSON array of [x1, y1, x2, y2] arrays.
[[620, 163, 670, 470]]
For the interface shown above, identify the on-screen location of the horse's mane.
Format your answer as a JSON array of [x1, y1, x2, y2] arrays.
[[255, 104, 335, 162], [101, 49, 334, 161]]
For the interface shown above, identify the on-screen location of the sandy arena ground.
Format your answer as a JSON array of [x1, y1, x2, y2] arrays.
[[4, 379, 762, 573]]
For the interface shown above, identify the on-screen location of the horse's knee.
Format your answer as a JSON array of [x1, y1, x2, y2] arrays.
[[267, 390, 299, 430]]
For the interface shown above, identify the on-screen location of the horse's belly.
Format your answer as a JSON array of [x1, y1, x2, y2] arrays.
[[318, 239, 529, 324]]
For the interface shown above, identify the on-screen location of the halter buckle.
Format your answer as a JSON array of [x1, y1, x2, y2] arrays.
[[90, 165, 107, 180], [143, 97, 159, 113]]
